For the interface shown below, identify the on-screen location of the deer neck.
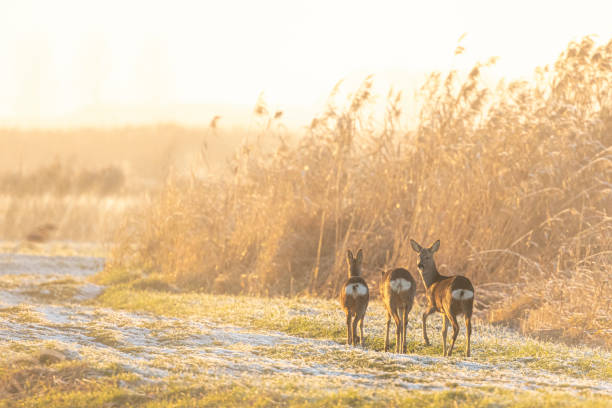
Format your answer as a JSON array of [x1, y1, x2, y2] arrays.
[[420, 263, 442, 289]]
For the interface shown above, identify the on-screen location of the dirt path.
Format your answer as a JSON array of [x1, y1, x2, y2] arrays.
[[1, 253, 611, 398]]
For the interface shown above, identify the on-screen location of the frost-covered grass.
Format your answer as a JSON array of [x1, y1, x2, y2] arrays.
[[2, 348, 611, 408], [4, 365, 611, 408], [2, 253, 612, 407], [95, 285, 612, 382]]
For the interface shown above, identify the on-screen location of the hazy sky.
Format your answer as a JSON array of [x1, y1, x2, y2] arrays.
[[1, 0, 611, 127]]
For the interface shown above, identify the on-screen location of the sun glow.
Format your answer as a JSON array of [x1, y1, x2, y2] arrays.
[[1, 0, 611, 127]]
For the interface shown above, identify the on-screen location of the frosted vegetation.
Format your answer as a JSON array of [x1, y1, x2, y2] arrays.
[[1, 251, 611, 407]]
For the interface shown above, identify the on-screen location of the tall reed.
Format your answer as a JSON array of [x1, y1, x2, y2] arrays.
[[109, 37, 612, 347]]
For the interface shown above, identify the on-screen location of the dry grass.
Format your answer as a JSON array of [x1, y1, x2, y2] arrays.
[[0, 161, 126, 197], [0, 194, 142, 242], [1, 349, 97, 397], [106, 37, 612, 347], [0, 123, 250, 242]]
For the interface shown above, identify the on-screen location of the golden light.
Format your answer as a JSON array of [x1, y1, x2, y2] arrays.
[[0, 0, 611, 127]]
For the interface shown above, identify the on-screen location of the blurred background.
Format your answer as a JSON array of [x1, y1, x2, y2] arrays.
[[2, 0, 611, 128]]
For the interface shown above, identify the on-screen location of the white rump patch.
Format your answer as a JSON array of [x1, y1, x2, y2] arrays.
[[346, 283, 368, 297], [451, 289, 474, 300], [389, 278, 411, 293]]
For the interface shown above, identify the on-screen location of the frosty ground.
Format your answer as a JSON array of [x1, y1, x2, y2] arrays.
[[1, 248, 611, 407]]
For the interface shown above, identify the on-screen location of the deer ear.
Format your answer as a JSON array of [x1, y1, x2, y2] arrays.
[[346, 250, 354, 265], [430, 240, 440, 253], [410, 239, 422, 253], [356, 249, 363, 264]]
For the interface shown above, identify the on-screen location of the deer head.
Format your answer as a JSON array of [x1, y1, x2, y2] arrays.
[[346, 249, 363, 277], [410, 239, 440, 288]]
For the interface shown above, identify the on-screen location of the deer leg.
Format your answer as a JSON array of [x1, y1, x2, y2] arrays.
[[422, 307, 435, 346], [384, 313, 391, 352], [447, 315, 460, 357], [402, 306, 408, 353], [352, 314, 359, 346], [395, 313, 401, 353], [441, 316, 449, 356], [346, 313, 352, 346], [359, 316, 365, 347], [465, 315, 472, 357], [399, 308, 404, 354], [404, 302, 414, 353]]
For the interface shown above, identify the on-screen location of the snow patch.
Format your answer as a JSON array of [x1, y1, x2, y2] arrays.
[[0, 253, 104, 277]]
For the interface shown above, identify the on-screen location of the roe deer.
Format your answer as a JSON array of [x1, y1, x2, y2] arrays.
[[340, 249, 369, 346], [410, 239, 474, 357], [380, 267, 416, 353]]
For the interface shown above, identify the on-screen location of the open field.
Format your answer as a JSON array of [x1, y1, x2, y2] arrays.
[[1, 250, 611, 407], [1, 36, 611, 406]]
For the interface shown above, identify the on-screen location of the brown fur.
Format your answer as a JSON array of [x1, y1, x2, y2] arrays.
[[411, 239, 474, 357], [380, 268, 416, 353], [339, 249, 369, 346]]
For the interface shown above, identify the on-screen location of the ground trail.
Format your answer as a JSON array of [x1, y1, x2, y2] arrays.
[[1, 252, 612, 400]]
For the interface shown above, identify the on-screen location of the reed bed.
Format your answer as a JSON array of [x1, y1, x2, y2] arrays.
[[110, 37, 610, 347]]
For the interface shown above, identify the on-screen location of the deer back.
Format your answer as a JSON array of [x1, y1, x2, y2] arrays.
[[428, 275, 474, 313], [381, 268, 416, 312], [341, 276, 369, 313]]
